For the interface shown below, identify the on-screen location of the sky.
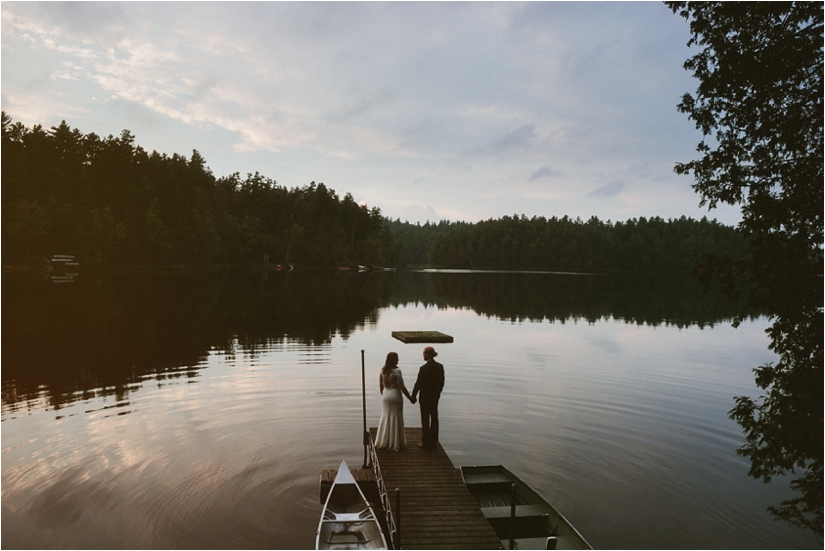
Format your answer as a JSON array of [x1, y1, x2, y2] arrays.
[[1, 1, 742, 226]]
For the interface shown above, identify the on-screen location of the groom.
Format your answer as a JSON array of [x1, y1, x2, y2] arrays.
[[411, 346, 445, 450]]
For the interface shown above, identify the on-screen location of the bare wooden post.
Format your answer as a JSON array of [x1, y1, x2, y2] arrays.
[[395, 488, 401, 549], [509, 483, 517, 549]]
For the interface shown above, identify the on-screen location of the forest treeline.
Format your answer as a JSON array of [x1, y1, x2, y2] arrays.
[[388, 214, 747, 272], [2, 113, 397, 268], [3, 113, 746, 273]]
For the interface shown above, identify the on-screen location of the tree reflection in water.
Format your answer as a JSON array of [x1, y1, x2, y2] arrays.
[[3, 268, 818, 535], [1, 268, 750, 412]]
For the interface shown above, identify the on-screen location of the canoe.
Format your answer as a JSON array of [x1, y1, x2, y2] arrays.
[[461, 465, 592, 550], [316, 460, 388, 550]]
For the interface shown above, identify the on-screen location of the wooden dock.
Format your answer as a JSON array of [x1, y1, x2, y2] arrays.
[[369, 427, 502, 549], [319, 467, 378, 504]]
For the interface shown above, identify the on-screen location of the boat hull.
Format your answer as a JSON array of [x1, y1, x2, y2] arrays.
[[461, 465, 591, 550]]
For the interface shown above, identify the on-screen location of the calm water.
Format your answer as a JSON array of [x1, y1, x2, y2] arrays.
[[2, 269, 820, 549]]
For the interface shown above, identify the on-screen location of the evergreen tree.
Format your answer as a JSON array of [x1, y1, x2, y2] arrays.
[[1, 115, 397, 269], [667, 1, 823, 533]]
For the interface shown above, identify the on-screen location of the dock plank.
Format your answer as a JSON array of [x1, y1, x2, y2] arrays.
[[370, 427, 502, 550], [319, 467, 378, 504]]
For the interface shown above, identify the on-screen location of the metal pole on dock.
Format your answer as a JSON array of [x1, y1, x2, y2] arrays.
[[508, 483, 517, 550], [362, 350, 369, 469]]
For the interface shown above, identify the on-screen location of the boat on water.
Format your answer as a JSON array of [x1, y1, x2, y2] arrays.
[[461, 465, 592, 550], [316, 460, 388, 550]]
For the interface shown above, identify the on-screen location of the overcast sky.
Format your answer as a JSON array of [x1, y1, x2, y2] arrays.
[[1, 1, 741, 225]]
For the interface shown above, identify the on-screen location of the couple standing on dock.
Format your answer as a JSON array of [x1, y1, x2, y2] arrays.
[[375, 346, 444, 452]]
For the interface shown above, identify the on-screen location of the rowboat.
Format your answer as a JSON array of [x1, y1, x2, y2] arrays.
[[316, 460, 388, 550], [461, 465, 592, 550]]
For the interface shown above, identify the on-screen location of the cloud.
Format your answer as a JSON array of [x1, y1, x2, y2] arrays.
[[0, 2, 742, 227], [0, 90, 89, 126], [588, 180, 628, 197], [463, 123, 538, 158], [50, 71, 79, 81], [402, 203, 440, 224], [529, 165, 562, 181], [325, 89, 395, 123], [40, 2, 128, 40]]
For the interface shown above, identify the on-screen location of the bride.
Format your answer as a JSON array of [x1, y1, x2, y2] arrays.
[[375, 352, 414, 451]]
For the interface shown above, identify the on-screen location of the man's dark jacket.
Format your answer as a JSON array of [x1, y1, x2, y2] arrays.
[[413, 359, 444, 404]]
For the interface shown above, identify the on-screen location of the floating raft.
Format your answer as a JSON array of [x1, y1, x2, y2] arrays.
[[391, 331, 454, 343]]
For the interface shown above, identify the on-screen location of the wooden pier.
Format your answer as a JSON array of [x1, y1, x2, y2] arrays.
[[369, 427, 503, 549]]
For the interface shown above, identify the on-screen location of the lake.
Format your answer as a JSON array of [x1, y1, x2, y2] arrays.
[[1, 268, 820, 549]]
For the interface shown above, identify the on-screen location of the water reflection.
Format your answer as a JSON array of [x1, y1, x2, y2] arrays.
[[3, 269, 820, 549], [395, 269, 748, 327], [2, 269, 748, 415], [2, 270, 392, 414]]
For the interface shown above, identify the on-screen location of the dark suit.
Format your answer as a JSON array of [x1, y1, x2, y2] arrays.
[[412, 359, 444, 448]]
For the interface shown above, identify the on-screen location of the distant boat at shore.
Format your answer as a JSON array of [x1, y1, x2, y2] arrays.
[[49, 254, 80, 267]]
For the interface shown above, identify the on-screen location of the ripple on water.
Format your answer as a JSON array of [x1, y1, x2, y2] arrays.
[[2, 309, 819, 549]]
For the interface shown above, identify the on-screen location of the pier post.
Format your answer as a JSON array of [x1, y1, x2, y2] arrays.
[[394, 488, 401, 549]]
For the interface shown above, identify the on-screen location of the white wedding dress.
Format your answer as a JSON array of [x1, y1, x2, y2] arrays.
[[375, 369, 407, 451]]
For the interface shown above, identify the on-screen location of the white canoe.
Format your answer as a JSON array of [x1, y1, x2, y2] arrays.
[[316, 460, 388, 550]]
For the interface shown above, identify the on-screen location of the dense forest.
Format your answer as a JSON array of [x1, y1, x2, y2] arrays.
[[1, 113, 397, 268], [3, 113, 747, 274], [388, 215, 747, 272]]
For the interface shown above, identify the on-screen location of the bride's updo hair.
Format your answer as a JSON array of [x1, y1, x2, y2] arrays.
[[382, 352, 399, 374]]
